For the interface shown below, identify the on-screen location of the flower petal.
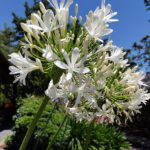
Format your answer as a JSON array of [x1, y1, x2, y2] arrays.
[[54, 61, 68, 69], [83, 93, 96, 103], [71, 47, 80, 65], [60, 0, 65, 8], [28, 25, 43, 30], [52, 0, 59, 9], [74, 67, 90, 74], [32, 13, 46, 29], [66, 72, 72, 80], [62, 49, 71, 65], [65, 0, 73, 9], [75, 94, 81, 104], [76, 55, 88, 67]]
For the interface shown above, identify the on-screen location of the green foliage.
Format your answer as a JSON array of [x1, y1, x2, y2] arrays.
[[126, 0, 150, 72], [66, 119, 131, 150], [0, 92, 9, 106], [0, 84, 12, 106], [6, 96, 70, 150], [16, 70, 50, 97], [127, 35, 150, 72], [6, 96, 131, 150], [0, 25, 15, 57]]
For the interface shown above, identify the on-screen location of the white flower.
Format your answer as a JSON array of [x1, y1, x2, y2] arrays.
[[101, 0, 118, 23], [108, 47, 128, 67], [85, 0, 118, 42], [9, 52, 43, 85], [54, 47, 90, 80], [69, 77, 97, 104], [28, 10, 61, 35], [126, 88, 150, 114], [59, 74, 71, 90], [96, 103, 114, 123], [41, 44, 59, 61], [121, 71, 147, 86], [50, 0, 73, 25], [45, 80, 58, 99]]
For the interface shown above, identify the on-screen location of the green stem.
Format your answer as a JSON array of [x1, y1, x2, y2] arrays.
[[46, 114, 68, 150], [83, 118, 95, 150], [19, 97, 49, 150]]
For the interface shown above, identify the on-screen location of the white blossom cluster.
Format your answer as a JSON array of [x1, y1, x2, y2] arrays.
[[9, 0, 150, 124]]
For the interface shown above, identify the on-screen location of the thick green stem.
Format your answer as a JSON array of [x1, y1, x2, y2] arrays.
[[83, 118, 95, 150], [19, 97, 49, 150], [46, 114, 68, 150]]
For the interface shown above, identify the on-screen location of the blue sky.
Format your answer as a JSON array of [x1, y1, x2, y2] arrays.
[[0, 0, 150, 49]]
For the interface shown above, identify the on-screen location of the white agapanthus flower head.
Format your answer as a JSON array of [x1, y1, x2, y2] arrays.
[[85, 0, 118, 42], [9, 0, 150, 125], [9, 52, 43, 85]]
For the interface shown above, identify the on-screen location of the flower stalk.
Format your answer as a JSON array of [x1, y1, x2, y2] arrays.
[[46, 114, 68, 150], [83, 118, 95, 150], [19, 97, 49, 150]]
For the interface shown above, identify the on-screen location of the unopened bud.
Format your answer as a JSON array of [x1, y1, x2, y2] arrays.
[[31, 14, 39, 26], [76, 38, 80, 46], [88, 11, 93, 21], [75, 4, 78, 16], [33, 29, 40, 41], [131, 66, 138, 72], [37, 10, 41, 18], [114, 79, 119, 86], [39, 2, 46, 14], [83, 36, 89, 53], [79, 16, 82, 24], [70, 16, 77, 26], [72, 34, 75, 40], [70, 30, 72, 35], [55, 30, 60, 42], [103, 70, 113, 77], [124, 86, 136, 93], [103, 64, 113, 72], [20, 23, 33, 34], [27, 33, 32, 43]]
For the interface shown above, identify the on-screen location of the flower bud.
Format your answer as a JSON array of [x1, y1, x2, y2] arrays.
[[72, 34, 75, 40], [55, 30, 60, 43], [37, 10, 41, 18], [76, 38, 80, 46], [124, 86, 136, 93], [88, 11, 93, 21], [32, 29, 40, 41], [39, 2, 46, 14], [114, 79, 119, 86], [20, 23, 33, 34], [27, 33, 32, 43], [79, 16, 82, 24], [75, 4, 78, 16], [131, 66, 138, 72], [83, 36, 89, 53], [31, 14, 39, 26], [35, 58, 43, 72]]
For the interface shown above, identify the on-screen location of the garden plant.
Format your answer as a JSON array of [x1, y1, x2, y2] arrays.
[[8, 0, 150, 149]]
